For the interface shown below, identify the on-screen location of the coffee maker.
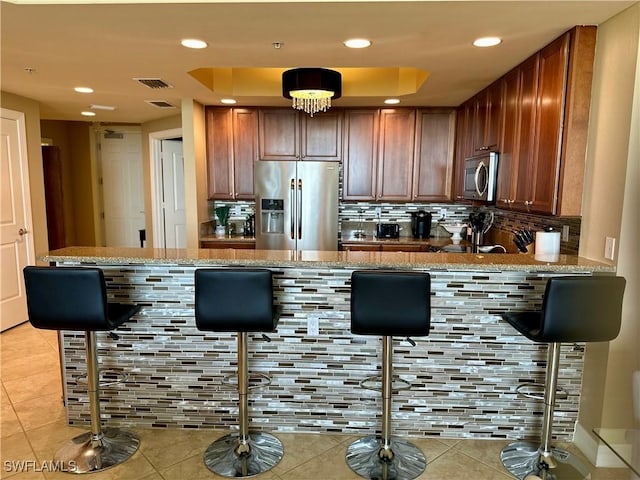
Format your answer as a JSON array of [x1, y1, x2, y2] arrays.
[[411, 210, 432, 239]]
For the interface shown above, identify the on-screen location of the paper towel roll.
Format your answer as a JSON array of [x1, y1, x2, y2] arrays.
[[535, 231, 560, 262]]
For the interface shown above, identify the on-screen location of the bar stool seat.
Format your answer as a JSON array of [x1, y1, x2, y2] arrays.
[[346, 270, 431, 480], [500, 275, 626, 480], [23, 266, 141, 474], [194, 268, 283, 478]]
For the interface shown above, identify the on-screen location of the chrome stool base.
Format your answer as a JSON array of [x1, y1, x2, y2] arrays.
[[204, 432, 284, 478], [53, 427, 140, 474], [346, 435, 427, 480], [500, 441, 591, 480]]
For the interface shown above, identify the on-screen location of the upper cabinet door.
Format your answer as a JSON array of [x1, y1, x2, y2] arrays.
[[376, 109, 416, 201], [206, 108, 234, 200], [529, 33, 570, 215], [412, 109, 456, 202], [232, 109, 258, 200], [342, 109, 379, 201], [258, 109, 300, 160], [301, 111, 343, 161]]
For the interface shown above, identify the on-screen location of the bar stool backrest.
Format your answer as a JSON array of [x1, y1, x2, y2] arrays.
[[540, 275, 626, 343], [351, 270, 431, 337], [23, 266, 114, 331], [195, 268, 277, 332]]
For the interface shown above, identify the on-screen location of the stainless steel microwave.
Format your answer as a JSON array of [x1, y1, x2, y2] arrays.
[[463, 152, 498, 202]]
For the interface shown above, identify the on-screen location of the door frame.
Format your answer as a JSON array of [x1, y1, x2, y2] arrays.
[[149, 128, 183, 248]]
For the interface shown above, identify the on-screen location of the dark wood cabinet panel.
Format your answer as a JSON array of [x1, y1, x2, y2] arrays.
[[413, 109, 455, 201], [342, 109, 379, 201], [206, 107, 258, 200], [258, 109, 300, 160], [206, 107, 234, 200], [200, 240, 255, 249], [301, 111, 343, 161], [231, 109, 258, 200], [453, 103, 472, 200], [513, 53, 540, 210], [376, 109, 416, 201], [529, 33, 570, 214], [496, 68, 520, 207], [484, 81, 503, 152]]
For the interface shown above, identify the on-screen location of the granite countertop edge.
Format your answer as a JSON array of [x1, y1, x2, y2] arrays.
[[39, 247, 615, 273]]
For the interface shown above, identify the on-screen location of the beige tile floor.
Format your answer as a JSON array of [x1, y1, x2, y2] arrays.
[[1, 322, 630, 480]]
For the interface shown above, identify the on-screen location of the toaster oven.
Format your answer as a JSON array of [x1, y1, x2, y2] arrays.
[[375, 223, 400, 239]]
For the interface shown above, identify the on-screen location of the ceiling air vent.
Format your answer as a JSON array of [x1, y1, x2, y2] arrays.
[[134, 78, 173, 89], [145, 100, 176, 109]]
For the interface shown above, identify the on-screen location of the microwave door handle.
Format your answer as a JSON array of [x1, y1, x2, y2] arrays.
[[474, 161, 487, 197], [290, 178, 295, 240], [298, 179, 303, 240]]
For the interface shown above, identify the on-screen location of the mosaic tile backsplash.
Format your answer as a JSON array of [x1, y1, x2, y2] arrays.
[[59, 262, 588, 442], [208, 200, 581, 254]]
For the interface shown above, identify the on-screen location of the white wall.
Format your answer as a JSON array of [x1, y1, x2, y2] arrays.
[[577, 2, 640, 460]]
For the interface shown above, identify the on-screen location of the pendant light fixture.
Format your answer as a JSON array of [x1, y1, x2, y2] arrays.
[[282, 68, 342, 117]]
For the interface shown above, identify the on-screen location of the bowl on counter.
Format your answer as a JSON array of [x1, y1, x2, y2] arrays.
[[441, 224, 467, 244]]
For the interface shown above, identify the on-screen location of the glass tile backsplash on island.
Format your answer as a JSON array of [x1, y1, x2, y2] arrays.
[[207, 200, 581, 254]]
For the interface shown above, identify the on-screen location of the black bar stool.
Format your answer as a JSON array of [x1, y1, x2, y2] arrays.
[[194, 268, 283, 478], [500, 275, 626, 480], [346, 270, 431, 480], [23, 266, 141, 474]]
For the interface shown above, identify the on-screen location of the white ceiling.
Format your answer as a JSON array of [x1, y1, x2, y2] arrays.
[[1, 0, 635, 123]]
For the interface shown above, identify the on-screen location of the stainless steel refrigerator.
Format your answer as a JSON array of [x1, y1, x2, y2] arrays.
[[254, 161, 339, 250]]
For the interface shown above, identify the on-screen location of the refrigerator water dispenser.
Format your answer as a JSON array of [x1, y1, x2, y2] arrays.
[[261, 199, 284, 234]]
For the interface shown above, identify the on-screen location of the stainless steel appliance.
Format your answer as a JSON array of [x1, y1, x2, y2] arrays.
[[375, 223, 400, 239], [463, 152, 498, 202], [254, 161, 339, 250], [411, 210, 432, 239]]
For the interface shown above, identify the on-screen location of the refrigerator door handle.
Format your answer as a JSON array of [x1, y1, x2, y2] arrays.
[[290, 178, 295, 240], [298, 179, 303, 240]]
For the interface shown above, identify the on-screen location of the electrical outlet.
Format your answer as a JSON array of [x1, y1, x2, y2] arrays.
[[604, 237, 616, 261], [375, 207, 382, 217], [233, 205, 241, 216], [562, 225, 570, 242], [307, 315, 319, 336], [439, 208, 447, 219]]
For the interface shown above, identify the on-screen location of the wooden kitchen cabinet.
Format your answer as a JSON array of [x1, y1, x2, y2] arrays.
[[200, 239, 255, 249], [206, 107, 257, 200], [342, 109, 379, 201], [258, 108, 342, 161], [412, 109, 456, 201], [496, 26, 594, 216], [376, 109, 416, 201], [452, 102, 472, 200]]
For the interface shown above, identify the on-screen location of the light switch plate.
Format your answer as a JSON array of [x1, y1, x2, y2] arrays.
[[604, 237, 616, 260]]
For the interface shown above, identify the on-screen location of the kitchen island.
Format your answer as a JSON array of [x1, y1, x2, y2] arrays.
[[42, 247, 614, 442]]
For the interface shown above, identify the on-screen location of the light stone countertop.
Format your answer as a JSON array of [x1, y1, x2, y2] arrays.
[[40, 246, 615, 272]]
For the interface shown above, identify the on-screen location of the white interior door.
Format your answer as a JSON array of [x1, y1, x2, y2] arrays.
[[1, 109, 35, 331], [160, 139, 186, 248], [99, 130, 145, 247]]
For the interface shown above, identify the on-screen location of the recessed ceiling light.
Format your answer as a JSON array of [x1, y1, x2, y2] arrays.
[[344, 38, 372, 49], [221, 98, 237, 105], [473, 37, 502, 48], [384, 99, 400, 105], [81, 111, 96, 117], [181, 38, 208, 49], [90, 104, 116, 111], [74, 87, 94, 93]]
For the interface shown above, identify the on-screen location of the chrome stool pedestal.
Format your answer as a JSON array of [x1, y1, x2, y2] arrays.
[[202, 332, 283, 477], [346, 336, 427, 480], [499, 276, 626, 480], [54, 331, 140, 473]]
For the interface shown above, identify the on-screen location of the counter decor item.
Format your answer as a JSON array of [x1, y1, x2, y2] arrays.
[[215, 206, 230, 237], [535, 228, 561, 262]]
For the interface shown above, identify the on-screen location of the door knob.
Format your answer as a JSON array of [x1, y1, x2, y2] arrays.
[[18, 228, 28, 236]]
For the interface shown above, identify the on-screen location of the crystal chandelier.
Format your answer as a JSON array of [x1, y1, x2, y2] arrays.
[[282, 68, 342, 117]]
